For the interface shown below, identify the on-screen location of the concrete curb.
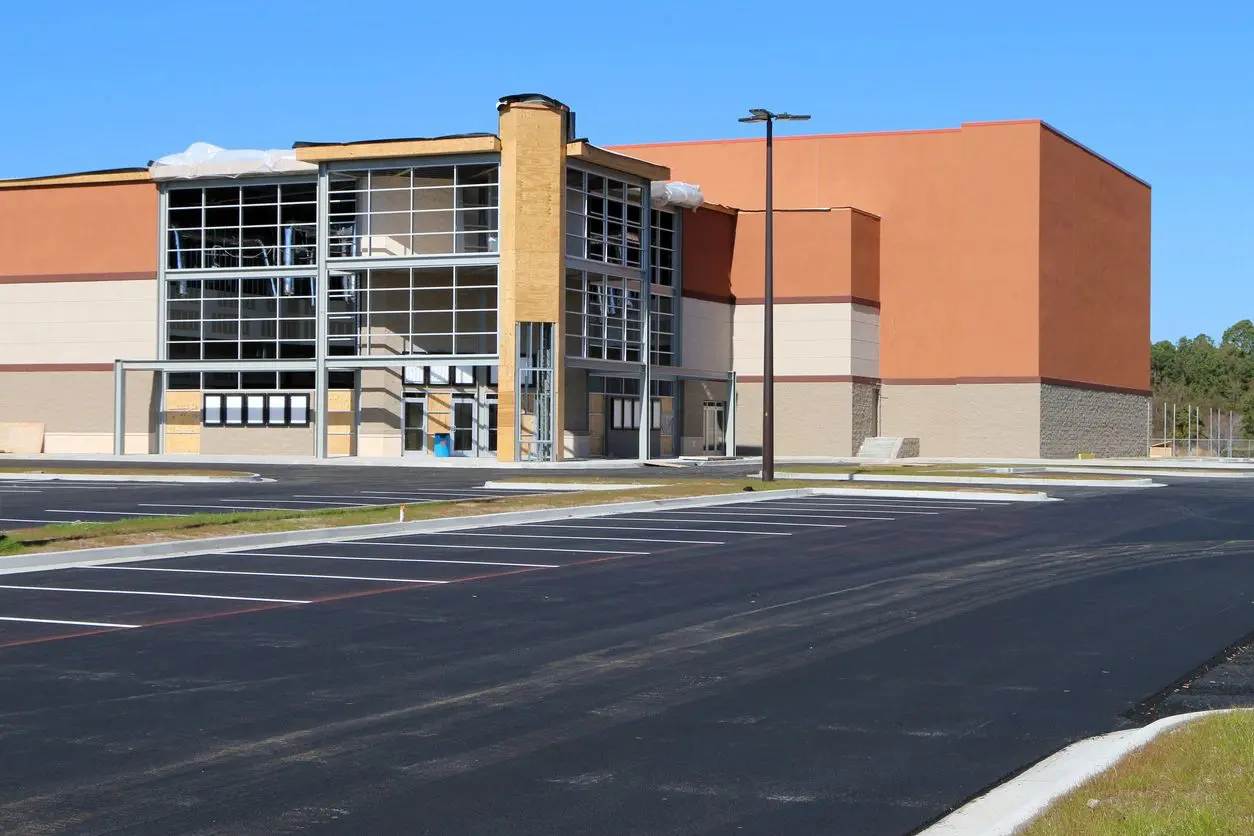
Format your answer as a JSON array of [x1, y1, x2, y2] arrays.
[[809, 487, 1054, 503], [1042, 466, 1253, 479], [482, 481, 663, 492], [920, 709, 1245, 835], [0, 472, 267, 484], [0, 488, 816, 577], [0, 484, 1052, 576], [771, 472, 1159, 489]]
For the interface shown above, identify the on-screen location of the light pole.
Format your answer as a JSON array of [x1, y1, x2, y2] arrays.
[[739, 108, 810, 482]]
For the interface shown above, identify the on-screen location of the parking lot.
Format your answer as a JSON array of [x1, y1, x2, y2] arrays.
[[0, 493, 1012, 648], [3, 479, 1254, 835], [0, 475, 556, 529]]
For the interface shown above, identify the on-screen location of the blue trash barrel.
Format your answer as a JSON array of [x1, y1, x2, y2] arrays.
[[433, 434, 451, 457]]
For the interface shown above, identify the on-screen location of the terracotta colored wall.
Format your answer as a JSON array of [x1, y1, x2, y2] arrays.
[[620, 130, 972, 379], [1038, 127, 1151, 391], [729, 209, 878, 303], [680, 207, 735, 302], [953, 121, 1043, 379], [849, 209, 881, 305], [0, 182, 158, 278]]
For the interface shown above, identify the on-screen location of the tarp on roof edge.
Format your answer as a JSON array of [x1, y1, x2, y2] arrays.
[[651, 181, 703, 210], [150, 142, 317, 181]]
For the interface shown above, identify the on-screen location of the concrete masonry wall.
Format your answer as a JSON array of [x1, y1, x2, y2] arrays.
[[1040, 384, 1149, 458]]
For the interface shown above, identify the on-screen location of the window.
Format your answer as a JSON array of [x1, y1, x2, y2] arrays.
[[566, 168, 644, 266], [608, 396, 661, 430], [203, 394, 222, 424], [564, 269, 642, 362], [246, 395, 266, 425], [224, 395, 244, 425], [167, 182, 317, 270], [200, 392, 312, 427], [650, 292, 675, 366], [356, 265, 497, 356], [650, 210, 677, 287], [328, 164, 498, 259]]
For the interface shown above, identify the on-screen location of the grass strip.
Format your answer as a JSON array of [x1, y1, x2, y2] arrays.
[[0, 478, 836, 558], [1020, 710, 1254, 835]]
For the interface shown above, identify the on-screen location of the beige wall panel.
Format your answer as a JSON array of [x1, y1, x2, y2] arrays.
[[357, 434, 404, 458], [327, 390, 353, 412], [427, 392, 453, 434], [0, 280, 157, 364], [879, 383, 1040, 456], [734, 381, 855, 456], [359, 368, 403, 434], [680, 297, 732, 372], [732, 303, 879, 378], [0, 371, 156, 441], [164, 391, 201, 411], [42, 432, 152, 454], [163, 433, 201, 455], [0, 422, 44, 453], [200, 426, 314, 456]]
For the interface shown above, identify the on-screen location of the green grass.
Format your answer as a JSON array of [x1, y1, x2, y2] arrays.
[[0, 478, 847, 558], [1019, 710, 1254, 836]]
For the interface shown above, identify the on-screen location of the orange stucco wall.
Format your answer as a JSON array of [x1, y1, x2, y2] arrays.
[[727, 208, 880, 304], [0, 181, 158, 278], [619, 121, 1148, 389], [1038, 128, 1151, 391]]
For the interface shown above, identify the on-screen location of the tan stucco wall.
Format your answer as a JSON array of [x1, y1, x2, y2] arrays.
[[878, 382, 1041, 457], [680, 297, 732, 372], [734, 381, 856, 456], [0, 370, 157, 452], [732, 302, 879, 378], [0, 279, 157, 364], [200, 425, 315, 456]]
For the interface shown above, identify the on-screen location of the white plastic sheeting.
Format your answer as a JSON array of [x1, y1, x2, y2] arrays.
[[650, 181, 704, 210], [149, 142, 318, 181]]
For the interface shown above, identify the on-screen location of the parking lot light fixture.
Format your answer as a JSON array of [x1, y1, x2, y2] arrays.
[[738, 109, 811, 482]]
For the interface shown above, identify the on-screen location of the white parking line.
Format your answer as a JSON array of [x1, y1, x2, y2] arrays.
[[45, 509, 189, 517], [368, 542, 649, 555], [91, 566, 450, 584], [227, 552, 559, 569], [517, 523, 789, 537], [645, 508, 904, 520], [754, 503, 940, 515], [416, 531, 725, 545], [803, 500, 993, 510], [0, 489, 40, 494], [621, 516, 848, 528], [359, 489, 507, 498], [0, 615, 139, 629], [0, 585, 309, 604]]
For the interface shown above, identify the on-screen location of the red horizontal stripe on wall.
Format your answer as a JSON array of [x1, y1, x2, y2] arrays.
[[880, 376, 1150, 396], [0, 272, 158, 285], [737, 374, 881, 385], [734, 295, 881, 309]]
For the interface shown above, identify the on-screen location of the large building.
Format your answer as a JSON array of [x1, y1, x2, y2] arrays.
[[0, 94, 1150, 461]]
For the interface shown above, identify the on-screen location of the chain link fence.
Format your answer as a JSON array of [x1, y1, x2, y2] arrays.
[[1149, 402, 1252, 458]]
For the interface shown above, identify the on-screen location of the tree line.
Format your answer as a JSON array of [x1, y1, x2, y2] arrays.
[[1151, 320, 1254, 437]]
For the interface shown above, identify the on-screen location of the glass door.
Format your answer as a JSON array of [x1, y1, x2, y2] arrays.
[[452, 394, 475, 454], [403, 397, 426, 455]]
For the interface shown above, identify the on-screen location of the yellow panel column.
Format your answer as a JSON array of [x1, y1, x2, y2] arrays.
[[496, 95, 569, 461]]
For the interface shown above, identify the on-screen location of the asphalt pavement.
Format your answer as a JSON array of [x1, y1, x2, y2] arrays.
[[0, 479, 1252, 834]]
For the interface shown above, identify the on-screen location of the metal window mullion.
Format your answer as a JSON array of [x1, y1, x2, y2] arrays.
[[638, 181, 652, 460], [314, 165, 330, 458]]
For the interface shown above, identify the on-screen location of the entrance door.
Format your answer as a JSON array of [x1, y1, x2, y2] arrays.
[[702, 401, 726, 454], [403, 397, 426, 455], [452, 394, 476, 454]]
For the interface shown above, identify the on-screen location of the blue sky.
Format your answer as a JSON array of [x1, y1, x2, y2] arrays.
[[2, 1, 1250, 342]]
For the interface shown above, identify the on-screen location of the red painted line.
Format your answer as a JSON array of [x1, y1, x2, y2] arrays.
[[0, 546, 668, 652]]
